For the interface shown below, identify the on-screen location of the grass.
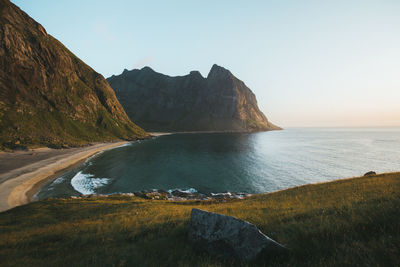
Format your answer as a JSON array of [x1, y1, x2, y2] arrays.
[[0, 3, 148, 150], [0, 172, 399, 266], [0, 105, 146, 150]]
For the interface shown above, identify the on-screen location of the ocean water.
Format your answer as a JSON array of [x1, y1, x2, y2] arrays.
[[37, 128, 400, 199]]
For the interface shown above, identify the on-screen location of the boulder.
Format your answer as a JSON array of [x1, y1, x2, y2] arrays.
[[188, 208, 286, 261], [170, 190, 205, 200], [364, 171, 376, 176]]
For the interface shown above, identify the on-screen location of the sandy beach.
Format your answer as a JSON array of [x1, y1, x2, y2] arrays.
[[148, 132, 173, 137], [0, 141, 129, 212]]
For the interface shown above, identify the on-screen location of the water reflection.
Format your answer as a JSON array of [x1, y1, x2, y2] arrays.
[[38, 128, 400, 199]]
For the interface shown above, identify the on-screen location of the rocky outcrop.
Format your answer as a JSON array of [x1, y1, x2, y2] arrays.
[[188, 208, 286, 261], [107, 65, 280, 132], [0, 0, 148, 149], [132, 189, 250, 201]]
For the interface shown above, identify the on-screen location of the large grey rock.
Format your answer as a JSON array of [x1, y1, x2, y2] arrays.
[[107, 64, 281, 132], [188, 208, 285, 261]]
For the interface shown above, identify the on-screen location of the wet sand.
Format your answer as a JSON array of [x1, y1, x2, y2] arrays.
[[0, 142, 129, 212]]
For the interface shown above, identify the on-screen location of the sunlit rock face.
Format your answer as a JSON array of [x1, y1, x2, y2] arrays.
[[0, 0, 147, 149], [108, 64, 280, 132]]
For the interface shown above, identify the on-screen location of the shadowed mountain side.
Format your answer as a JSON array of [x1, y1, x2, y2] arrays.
[[107, 64, 280, 132], [0, 0, 148, 150]]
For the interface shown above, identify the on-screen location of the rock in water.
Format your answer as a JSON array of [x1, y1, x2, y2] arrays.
[[0, 0, 148, 149], [188, 208, 285, 261], [107, 65, 281, 132]]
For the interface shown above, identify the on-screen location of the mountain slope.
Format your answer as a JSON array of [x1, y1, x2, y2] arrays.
[[0, 0, 148, 149], [107, 64, 280, 132]]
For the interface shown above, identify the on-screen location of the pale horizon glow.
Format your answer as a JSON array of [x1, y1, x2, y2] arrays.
[[11, 0, 400, 127]]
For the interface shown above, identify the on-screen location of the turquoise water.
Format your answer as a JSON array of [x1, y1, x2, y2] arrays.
[[37, 128, 400, 199]]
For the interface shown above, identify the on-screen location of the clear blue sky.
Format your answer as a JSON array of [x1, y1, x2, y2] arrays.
[[12, 0, 400, 127]]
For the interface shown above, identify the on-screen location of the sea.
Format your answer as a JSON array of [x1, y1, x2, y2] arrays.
[[37, 127, 400, 200]]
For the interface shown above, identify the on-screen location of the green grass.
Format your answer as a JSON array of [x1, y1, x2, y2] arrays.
[[0, 106, 146, 150], [0, 7, 148, 150], [0, 172, 399, 266]]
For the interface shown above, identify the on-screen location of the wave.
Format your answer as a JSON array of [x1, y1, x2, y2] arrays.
[[60, 186, 250, 201], [167, 188, 197, 194], [114, 142, 133, 148], [70, 171, 110, 195], [83, 142, 133, 165], [45, 177, 66, 192], [84, 153, 102, 164], [51, 176, 65, 185]]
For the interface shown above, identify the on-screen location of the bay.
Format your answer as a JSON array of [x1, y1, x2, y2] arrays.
[[37, 127, 400, 199]]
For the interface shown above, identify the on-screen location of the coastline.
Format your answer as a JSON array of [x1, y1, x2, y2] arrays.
[[149, 129, 280, 135], [1, 171, 398, 266], [0, 141, 130, 212], [1, 129, 396, 212], [59, 171, 399, 202], [0, 132, 173, 212], [148, 132, 173, 137]]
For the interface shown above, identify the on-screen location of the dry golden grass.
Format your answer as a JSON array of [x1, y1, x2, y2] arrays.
[[0, 172, 399, 266]]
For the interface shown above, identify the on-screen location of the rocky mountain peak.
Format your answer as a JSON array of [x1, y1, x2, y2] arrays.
[[207, 64, 232, 79], [140, 66, 155, 72], [107, 64, 280, 132], [189, 70, 202, 76], [189, 70, 204, 80]]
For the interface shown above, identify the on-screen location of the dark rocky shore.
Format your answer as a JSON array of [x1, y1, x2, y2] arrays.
[[69, 189, 251, 201]]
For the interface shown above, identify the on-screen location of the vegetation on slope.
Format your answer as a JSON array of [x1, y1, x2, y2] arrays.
[[0, 172, 399, 266], [0, 0, 148, 150]]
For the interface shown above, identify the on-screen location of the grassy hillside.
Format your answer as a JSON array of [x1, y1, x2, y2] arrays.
[[0, 172, 399, 266], [0, 0, 148, 150]]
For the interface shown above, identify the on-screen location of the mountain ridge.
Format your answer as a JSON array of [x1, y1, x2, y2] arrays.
[[108, 64, 281, 132], [0, 0, 148, 150]]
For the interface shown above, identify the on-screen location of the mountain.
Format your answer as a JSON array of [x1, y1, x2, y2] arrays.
[[0, 0, 148, 149], [107, 64, 281, 132]]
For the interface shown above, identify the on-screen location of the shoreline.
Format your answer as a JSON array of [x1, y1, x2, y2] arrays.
[[0, 133, 172, 212], [149, 130, 278, 135], [1, 130, 396, 212], [53, 171, 398, 202], [2, 170, 398, 266], [27, 157, 89, 202], [0, 141, 131, 212]]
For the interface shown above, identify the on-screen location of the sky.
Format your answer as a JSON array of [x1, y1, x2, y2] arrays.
[[11, 0, 400, 127]]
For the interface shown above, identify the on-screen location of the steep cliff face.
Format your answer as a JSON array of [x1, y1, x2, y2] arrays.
[[107, 64, 280, 132], [0, 0, 148, 149]]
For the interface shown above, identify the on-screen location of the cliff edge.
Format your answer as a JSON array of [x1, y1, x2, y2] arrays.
[[0, 0, 148, 149], [108, 64, 280, 132]]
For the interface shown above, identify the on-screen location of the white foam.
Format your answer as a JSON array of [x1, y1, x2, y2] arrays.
[[211, 192, 232, 196], [51, 176, 65, 185], [46, 177, 66, 191], [167, 188, 197, 194], [84, 152, 103, 164], [182, 188, 197, 194], [83, 142, 132, 166], [70, 171, 110, 195], [115, 142, 133, 148]]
